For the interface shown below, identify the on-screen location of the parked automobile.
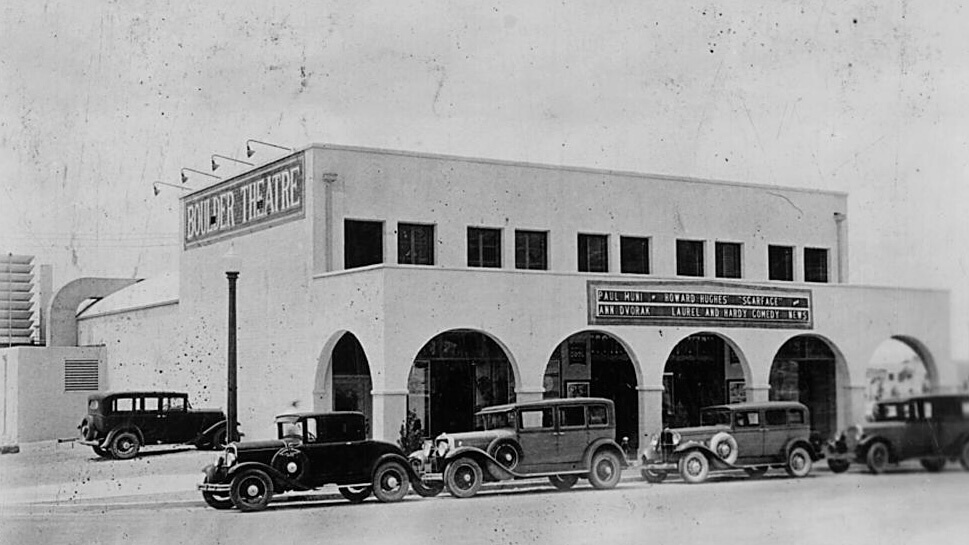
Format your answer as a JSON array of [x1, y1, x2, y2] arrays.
[[640, 401, 818, 484], [409, 398, 627, 499], [198, 411, 429, 512], [825, 393, 969, 474], [77, 391, 228, 459]]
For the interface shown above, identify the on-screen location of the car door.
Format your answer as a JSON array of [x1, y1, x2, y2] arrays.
[[555, 405, 589, 470], [730, 410, 765, 459], [761, 409, 790, 460], [901, 400, 935, 458], [162, 395, 192, 443], [137, 396, 164, 443], [516, 406, 556, 472]]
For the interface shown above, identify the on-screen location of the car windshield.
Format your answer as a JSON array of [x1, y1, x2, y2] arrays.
[[474, 410, 515, 431], [700, 409, 731, 426], [276, 416, 304, 439]]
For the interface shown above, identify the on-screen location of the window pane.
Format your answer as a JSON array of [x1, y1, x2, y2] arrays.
[[143, 397, 159, 411], [468, 227, 501, 268], [620, 236, 650, 274], [345, 220, 383, 269], [766, 410, 786, 426], [559, 406, 586, 427], [398, 223, 435, 265], [676, 240, 704, 276], [804, 248, 829, 283], [715, 242, 741, 278], [520, 408, 554, 430], [515, 230, 547, 270], [114, 398, 133, 412], [578, 234, 608, 272], [768, 245, 794, 281]]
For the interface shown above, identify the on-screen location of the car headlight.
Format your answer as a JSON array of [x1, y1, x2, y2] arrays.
[[852, 426, 864, 442], [224, 445, 237, 467], [650, 435, 660, 449], [669, 431, 682, 446], [422, 439, 433, 458], [436, 434, 450, 457]]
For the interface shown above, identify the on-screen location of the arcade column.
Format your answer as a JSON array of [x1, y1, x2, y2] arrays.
[[371, 389, 408, 442]]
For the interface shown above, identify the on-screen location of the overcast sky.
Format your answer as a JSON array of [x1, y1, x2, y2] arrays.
[[1, 1, 967, 360]]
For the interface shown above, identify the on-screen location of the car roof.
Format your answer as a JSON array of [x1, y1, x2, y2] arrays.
[[702, 401, 808, 412], [476, 397, 614, 415], [274, 411, 365, 420], [908, 393, 969, 402], [91, 391, 187, 399]]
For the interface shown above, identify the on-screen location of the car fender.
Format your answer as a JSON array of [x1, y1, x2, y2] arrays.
[[672, 444, 733, 470], [582, 438, 628, 470], [102, 426, 143, 449], [857, 435, 896, 462], [444, 446, 513, 480], [225, 461, 298, 490], [195, 420, 232, 446], [372, 452, 414, 479], [783, 437, 819, 461]]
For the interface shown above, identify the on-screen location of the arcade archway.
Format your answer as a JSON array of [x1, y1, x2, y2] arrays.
[[769, 335, 847, 441], [330, 333, 373, 435], [866, 337, 934, 415], [407, 330, 516, 438], [542, 331, 639, 451], [662, 333, 746, 428]]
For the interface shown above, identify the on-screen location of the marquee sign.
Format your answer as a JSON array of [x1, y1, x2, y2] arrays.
[[183, 153, 305, 249], [588, 280, 813, 329]]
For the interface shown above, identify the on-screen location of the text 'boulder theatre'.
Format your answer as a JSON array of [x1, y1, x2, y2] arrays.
[[78, 144, 953, 451]]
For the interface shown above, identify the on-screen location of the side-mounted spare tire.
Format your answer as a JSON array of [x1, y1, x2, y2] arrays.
[[271, 448, 309, 482], [709, 432, 739, 465]]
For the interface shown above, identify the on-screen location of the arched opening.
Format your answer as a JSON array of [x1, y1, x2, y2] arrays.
[[866, 337, 934, 416], [331, 333, 373, 435], [770, 335, 846, 441], [542, 331, 639, 452], [407, 330, 516, 438], [663, 333, 745, 428]]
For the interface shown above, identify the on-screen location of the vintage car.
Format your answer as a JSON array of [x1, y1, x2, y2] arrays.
[[77, 391, 228, 459], [409, 398, 627, 499], [640, 401, 818, 484], [825, 393, 969, 474], [198, 411, 428, 512]]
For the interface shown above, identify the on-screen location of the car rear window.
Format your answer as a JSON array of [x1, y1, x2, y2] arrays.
[[588, 405, 608, 426], [787, 409, 805, 424]]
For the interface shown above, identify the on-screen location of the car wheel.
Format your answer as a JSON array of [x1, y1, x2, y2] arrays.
[[678, 450, 709, 484], [109, 431, 141, 460], [744, 466, 769, 478], [208, 428, 227, 450], [490, 441, 521, 471], [372, 460, 410, 503], [640, 468, 668, 483], [202, 491, 234, 510], [444, 457, 483, 499], [827, 459, 850, 474], [709, 432, 739, 464], [919, 457, 946, 472], [411, 480, 445, 498], [339, 486, 373, 503], [230, 469, 274, 512], [92, 446, 111, 459], [548, 474, 579, 490], [960, 441, 969, 471], [588, 450, 622, 490], [79, 420, 95, 441], [785, 446, 813, 478], [865, 442, 890, 474]]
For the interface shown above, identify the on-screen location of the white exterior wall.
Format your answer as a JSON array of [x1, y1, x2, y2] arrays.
[[76, 144, 954, 444]]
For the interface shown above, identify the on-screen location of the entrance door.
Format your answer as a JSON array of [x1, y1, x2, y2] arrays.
[[430, 360, 474, 434]]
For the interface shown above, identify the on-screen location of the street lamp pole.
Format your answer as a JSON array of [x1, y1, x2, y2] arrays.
[[226, 270, 239, 442]]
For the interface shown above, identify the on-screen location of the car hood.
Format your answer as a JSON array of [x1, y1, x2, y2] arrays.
[[669, 425, 730, 442], [442, 428, 515, 450], [231, 438, 297, 452]]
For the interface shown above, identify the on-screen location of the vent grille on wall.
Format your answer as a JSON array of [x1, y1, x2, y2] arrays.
[[65, 359, 99, 391]]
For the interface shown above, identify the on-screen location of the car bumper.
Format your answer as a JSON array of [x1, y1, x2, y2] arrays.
[[198, 463, 231, 492]]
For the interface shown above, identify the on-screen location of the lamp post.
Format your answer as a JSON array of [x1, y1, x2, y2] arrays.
[[226, 269, 239, 442]]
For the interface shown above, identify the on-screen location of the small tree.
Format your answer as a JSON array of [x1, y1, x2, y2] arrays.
[[398, 409, 425, 454]]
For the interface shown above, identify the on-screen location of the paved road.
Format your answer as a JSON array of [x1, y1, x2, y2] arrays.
[[3, 443, 968, 545]]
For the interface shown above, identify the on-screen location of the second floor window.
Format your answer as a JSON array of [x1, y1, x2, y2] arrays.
[[804, 248, 829, 283], [515, 230, 547, 270], [768, 245, 794, 281], [468, 227, 502, 268], [578, 234, 608, 273], [398, 223, 435, 265], [620, 236, 650, 274], [676, 240, 705, 277], [344, 219, 383, 269], [715, 242, 742, 279]]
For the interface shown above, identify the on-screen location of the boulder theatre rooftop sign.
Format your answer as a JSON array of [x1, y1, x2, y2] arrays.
[[183, 153, 305, 249], [588, 281, 813, 329]]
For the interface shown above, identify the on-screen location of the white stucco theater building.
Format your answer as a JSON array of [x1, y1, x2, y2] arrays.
[[75, 144, 954, 450]]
